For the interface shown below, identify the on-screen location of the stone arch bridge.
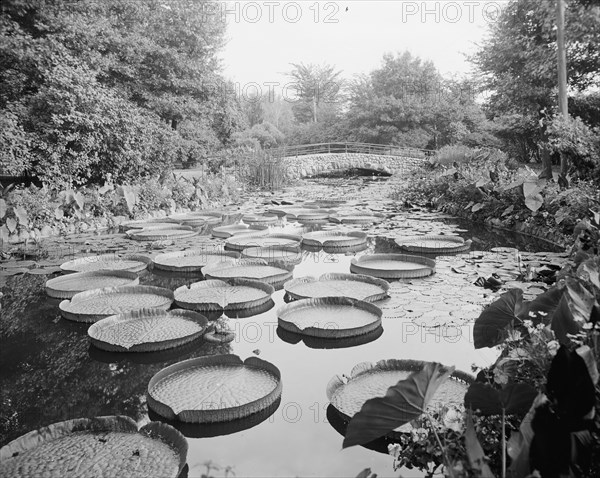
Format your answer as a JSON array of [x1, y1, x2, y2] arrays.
[[268, 142, 434, 179]]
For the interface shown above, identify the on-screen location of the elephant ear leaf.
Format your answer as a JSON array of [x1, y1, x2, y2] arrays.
[[343, 362, 454, 448], [474, 289, 524, 349]]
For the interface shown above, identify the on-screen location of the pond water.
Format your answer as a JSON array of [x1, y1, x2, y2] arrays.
[[0, 177, 565, 477]]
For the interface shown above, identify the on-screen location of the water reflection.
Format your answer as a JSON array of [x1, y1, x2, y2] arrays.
[[277, 326, 384, 349], [148, 398, 281, 438]]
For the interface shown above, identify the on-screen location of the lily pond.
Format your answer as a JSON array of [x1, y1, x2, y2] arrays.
[[0, 176, 566, 477]]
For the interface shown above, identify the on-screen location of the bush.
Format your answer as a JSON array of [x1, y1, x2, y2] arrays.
[[433, 145, 476, 166]]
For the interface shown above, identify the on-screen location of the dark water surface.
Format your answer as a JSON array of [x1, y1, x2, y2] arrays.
[[0, 177, 563, 477]]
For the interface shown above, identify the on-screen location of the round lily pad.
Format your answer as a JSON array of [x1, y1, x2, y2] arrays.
[[88, 309, 209, 352], [350, 254, 436, 279], [0, 416, 187, 478], [242, 214, 279, 226], [59, 285, 174, 323], [211, 224, 250, 239], [170, 212, 222, 227], [202, 259, 293, 289], [277, 325, 384, 350], [153, 249, 240, 273], [174, 279, 274, 311], [284, 273, 389, 302], [224, 233, 302, 252], [301, 231, 368, 250], [119, 218, 180, 233], [46, 270, 140, 299], [147, 354, 282, 423], [395, 235, 472, 254], [326, 359, 473, 434], [241, 245, 303, 266], [277, 297, 382, 339], [329, 213, 385, 225], [126, 226, 198, 241], [60, 254, 152, 273]]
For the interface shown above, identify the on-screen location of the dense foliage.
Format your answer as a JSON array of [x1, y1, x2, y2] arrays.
[[0, 0, 245, 186]]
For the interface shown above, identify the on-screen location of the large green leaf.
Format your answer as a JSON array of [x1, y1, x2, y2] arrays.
[[0, 199, 6, 219], [464, 382, 537, 416], [465, 411, 495, 477], [474, 289, 524, 349], [517, 285, 564, 324], [342, 362, 454, 448]]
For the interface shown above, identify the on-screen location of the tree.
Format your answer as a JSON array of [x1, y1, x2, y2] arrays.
[[470, 0, 600, 170], [287, 62, 344, 123], [346, 52, 486, 149]]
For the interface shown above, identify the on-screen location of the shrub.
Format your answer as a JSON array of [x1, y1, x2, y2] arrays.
[[433, 144, 476, 166]]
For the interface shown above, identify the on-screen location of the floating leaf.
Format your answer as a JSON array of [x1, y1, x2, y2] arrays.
[[465, 411, 495, 477], [343, 362, 454, 448], [473, 289, 524, 349], [6, 217, 17, 233]]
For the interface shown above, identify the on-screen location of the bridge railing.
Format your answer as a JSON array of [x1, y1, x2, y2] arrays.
[[174, 142, 436, 169], [267, 142, 436, 159]]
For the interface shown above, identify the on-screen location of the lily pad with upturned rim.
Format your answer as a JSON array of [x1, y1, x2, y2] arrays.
[[88, 309, 209, 352], [395, 235, 472, 254], [126, 226, 198, 241], [60, 254, 152, 273], [326, 359, 473, 435], [350, 254, 436, 279], [301, 231, 368, 249], [174, 278, 274, 311], [169, 211, 223, 227], [242, 214, 279, 226], [211, 224, 250, 239], [284, 273, 389, 302], [241, 245, 303, 266], [329, 213, 386, 225], [147, 354, 282, 423], [201, 259, 293, 289], [153, 249, 240, 273], [224, 233, 302, 252], [59, 285, 174, 323], [0, 415, 187, 478], [45, 270, 140, 299], [277, 297, 382, 339]]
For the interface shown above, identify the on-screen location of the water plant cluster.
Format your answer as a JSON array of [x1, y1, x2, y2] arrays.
[[347, 203, 600, 476]]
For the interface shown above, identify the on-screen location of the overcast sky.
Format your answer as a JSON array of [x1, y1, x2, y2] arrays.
[[218, 1, 506, 94]]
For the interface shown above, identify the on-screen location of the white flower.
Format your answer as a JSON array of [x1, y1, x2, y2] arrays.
[[547, 340, 560, 357], [411, 427, 429, 443], [442, 406, 465, 433], [387, 443, 402, 459]]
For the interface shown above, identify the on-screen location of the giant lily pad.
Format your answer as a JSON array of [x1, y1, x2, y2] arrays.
[[329, 213, 385, 225], [241, 245, 303, 266], [350, 254, 435, 279], [201, 259, 293, 288], [88, 309, 209, 352], [327, 359, 473, 437], [242, 214, 279, 226], [169, 211, 222, 227], [45, 270, 139, 299], [0, 416, 187, 478], [174, 279, 274, 311], [211, 224, 250, 239], [147, 354, 282, 423], [126, 226, 198, 241], [301, 231, 368, 250], [59, 285, 174, 323], [119, 220, 180, 233], [277, 297, 382, 338], [395, 235, 471, 254], [60, 254, 152, 273], [224, 233, 302, 252], [153, 249, 240, 273], [284, 273, 389, 302]]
